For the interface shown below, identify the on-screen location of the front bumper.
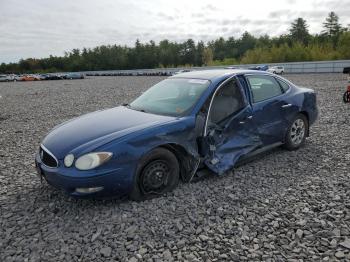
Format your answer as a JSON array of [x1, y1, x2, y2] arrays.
[[35, 153, 134, 197]]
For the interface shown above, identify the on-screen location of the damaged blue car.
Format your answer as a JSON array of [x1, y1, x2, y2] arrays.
[[35, 69, 318, 200]]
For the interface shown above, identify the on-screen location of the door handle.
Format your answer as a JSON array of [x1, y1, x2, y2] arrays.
[[239, 116, 253, 124], [281, 104, 292, 108]]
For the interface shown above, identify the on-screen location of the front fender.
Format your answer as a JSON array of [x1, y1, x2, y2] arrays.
[[99, 116, 200, 182]]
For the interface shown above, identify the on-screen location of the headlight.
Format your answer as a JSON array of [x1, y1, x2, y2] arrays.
[[75, 152, 113, 170]]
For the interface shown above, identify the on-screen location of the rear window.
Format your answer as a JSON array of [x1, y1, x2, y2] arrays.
[[276, 78, 290, 92]]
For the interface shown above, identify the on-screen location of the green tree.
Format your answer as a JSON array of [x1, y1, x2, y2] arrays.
[[209, 37, 226, 61], [180, 39, 196, 66], [195, 41, 205, 66], [202, 48, 213, 66], [237, 32, 256, 58], [289, 18, 310, 45], [338, 32, 350, 59], [323, 12, 342, 37], [2, 24, 350, 74]]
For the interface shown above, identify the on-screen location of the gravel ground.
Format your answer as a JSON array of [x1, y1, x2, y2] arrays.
[[0, 74, 349, 261]]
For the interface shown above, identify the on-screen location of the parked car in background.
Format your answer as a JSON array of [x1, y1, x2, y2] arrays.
[[44, 74, 63, 80], [39, 74, 50, 80], [0, 74, 17, 82], [0, 74, 9, 82], [248, 65, 269, 71], [173, 69, 191, 75], [22, 75, 41, 81], [58, 73, 67, 79], [14, 75, 25, 81], [8, 74, 16, 81], [35, 69, 318, 199], [65, 73, 84, 79], [268, 66, 284, 74]]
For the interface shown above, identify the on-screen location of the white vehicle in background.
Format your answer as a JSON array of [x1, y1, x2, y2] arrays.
[[0, 74, 15, 82], [268, 66, 284, 74], [14, 75, 25, 81], [0, 74, 7, 82]]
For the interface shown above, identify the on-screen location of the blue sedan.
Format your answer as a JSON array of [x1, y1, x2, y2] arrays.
[[35, 69, 318, 200]]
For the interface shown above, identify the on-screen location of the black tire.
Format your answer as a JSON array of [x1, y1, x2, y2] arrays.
[[283, 114, 308, 151], [343, 91, 350, 103], [281, 71, 284, 75], [129, 148, 179, 201]]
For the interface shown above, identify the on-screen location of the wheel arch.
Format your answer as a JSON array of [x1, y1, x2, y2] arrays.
[[132, 142, 198, 194], [299, 111, 310, 137], [159, 143, 199, 182]]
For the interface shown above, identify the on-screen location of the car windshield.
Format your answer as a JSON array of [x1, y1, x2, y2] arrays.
[[129, 78, 210, 116]]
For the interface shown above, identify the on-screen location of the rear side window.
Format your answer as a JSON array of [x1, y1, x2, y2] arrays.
[[276, 78, 290, 92], [246, 75, 283, 103]]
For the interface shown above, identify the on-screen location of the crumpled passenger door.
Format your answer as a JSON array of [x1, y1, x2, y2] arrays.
[[200, 77, 262, 174]]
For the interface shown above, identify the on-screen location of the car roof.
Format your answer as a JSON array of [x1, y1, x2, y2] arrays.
[[170, 69, 271, 81]]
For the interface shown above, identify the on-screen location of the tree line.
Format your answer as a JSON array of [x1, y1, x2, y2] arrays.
[[1, 12, 349, 74]]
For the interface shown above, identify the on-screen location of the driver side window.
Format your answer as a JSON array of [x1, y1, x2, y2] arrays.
[[208, 79, 245, 124]]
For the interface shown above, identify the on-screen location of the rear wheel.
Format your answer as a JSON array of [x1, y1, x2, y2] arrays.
[[129, 148, 179, 201], [283, 114, 308, 150], [343, 91, 350, 103]]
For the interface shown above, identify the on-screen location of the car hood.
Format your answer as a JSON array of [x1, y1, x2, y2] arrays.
[[42, 106, 175, 159]]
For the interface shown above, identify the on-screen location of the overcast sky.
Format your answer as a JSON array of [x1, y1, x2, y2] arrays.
[[1, 0, 349, 63]]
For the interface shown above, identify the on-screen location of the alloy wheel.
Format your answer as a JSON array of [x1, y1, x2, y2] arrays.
[[290, 118, 305, 146]]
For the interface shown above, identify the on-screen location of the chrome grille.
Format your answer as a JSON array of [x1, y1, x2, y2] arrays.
[[40, 145, 58, 168]]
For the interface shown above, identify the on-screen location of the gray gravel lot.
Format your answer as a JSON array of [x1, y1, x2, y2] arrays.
[[1, 74, 350, 261]]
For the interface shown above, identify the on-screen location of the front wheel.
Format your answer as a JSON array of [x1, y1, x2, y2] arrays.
[[283, 114, 308, 150], [343, 91, 350, 103], [129, 148, 179, 201]]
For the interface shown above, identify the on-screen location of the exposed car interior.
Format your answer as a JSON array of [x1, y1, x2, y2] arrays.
[[208, 79, 245, 124]]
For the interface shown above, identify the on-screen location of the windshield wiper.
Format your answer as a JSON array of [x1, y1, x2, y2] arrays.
[[124, 104, 147, 113]]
